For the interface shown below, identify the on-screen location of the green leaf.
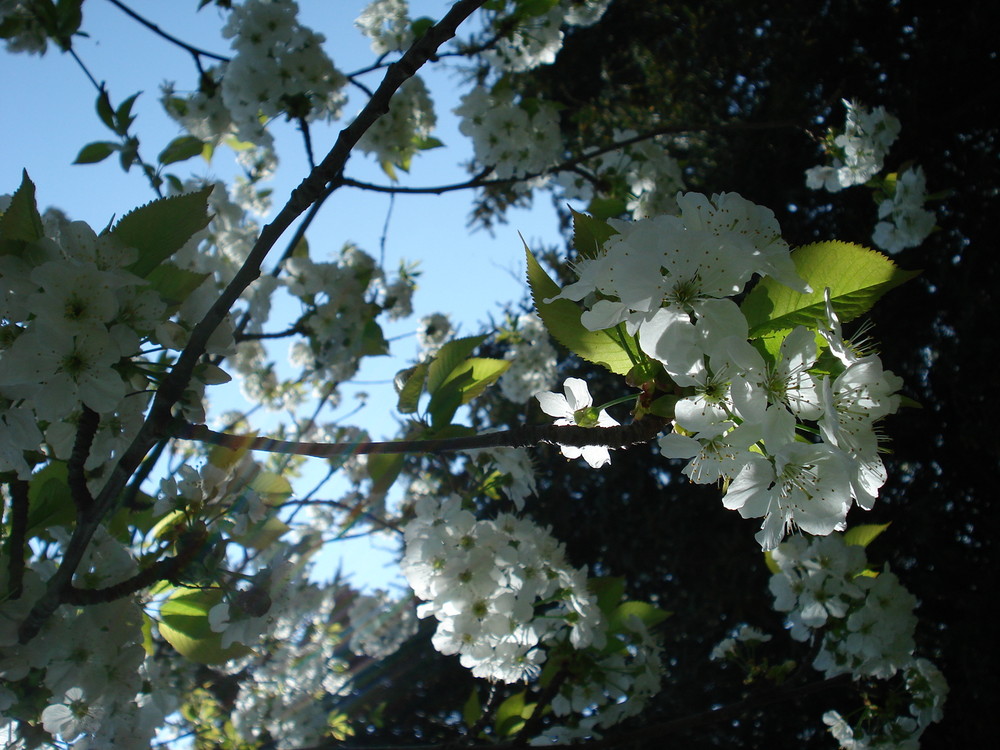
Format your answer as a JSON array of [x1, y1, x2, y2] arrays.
[[248, 471, 293, 504], [0, 170, 44, 253], [742, 241, 919, 338], [232, 516, 290, 551], [589, 576, 626, 616], [426, 335, 487, 396], [115, 92, 141, 135], [73, 141, 118, 164], [158, 588, 253, 664], [96, 89, 115, 130], [525, 245, 634, 375], [158, 135, 206, 165], [585, 196, 628, 222], [763, 550, 780, 575], [413, 135, 444, 151], [113, 186, 212, 278], [608, 601, 671, 633], [570, 207, 617, 259], [439, 357, 510, 403], [360, 319, 389, 357], [494, 690, 535, 738], [367, 453, 404, 497], [410, 16, 435, 38], [843, 523, 891, 548], [462, 688, 482, 730], [427, 370, 467, 428], [396, 362, 429, 414], [427, 358, 510, 427], [145, 263, 210, 309], [24, 461, 75, 537]]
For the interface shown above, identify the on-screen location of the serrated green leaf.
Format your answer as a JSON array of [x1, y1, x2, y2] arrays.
[[525, 245, 633, 375], [426, 335, 487, 395], [145, 263, 210, 309], [742, 241, 919, 338], [396, 361, 429, 414], [843, 523, 891, 548], [158, 588, 252, 664], [585, 196, 628, 222], [0, 170, 44, 251], [73, 141, 118, 164], [158, 135, 206, 165], [113, 186, 212, 278], [570, 207, 617, 259]]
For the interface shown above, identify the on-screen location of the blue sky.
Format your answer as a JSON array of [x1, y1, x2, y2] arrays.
[[3, 1, 566, 590]]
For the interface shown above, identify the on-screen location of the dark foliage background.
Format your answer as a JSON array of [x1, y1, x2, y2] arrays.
[[345, 1, 997, 747]]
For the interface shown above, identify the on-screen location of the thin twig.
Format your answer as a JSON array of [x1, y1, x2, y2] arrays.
[[104, 0, 229, 63], [340, 120, 802, 196]]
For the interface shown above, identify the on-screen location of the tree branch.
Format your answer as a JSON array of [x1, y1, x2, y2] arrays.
[[340, 120, 802, 196], [104, 0, 229, 63], [171, 417, 669, 458], [17, 0, 491, 645]]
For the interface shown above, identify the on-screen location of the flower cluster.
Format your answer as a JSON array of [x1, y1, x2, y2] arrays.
[[0, 211, 172, 481], [873, 166, 936, 254], [355, 0, 414, 54], [498, 313, 559, 404], [555, 131, 686, 219], [1, 534, 163, 747], [347, 589, 419, 659], [0, 0, 49, 54], [164, 0, 347, 150], [769, 534, 947, 748], [357, 75, 437, 176], [806, 100, 901, 192], [483, 0, 612, 72], [546, 192, 903, 549], [284, 243, 412, 388], [455, 85, 562, 181], [401, 496, 605, 683], [534, 614, 663, 744]]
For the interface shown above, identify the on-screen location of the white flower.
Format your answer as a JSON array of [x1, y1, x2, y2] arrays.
[[41, 687, 104, 741], [355, 0, 413, 54], [536, 378, 620, 468], [873, 166, 935, 254], [724, 443, 853, 550]]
